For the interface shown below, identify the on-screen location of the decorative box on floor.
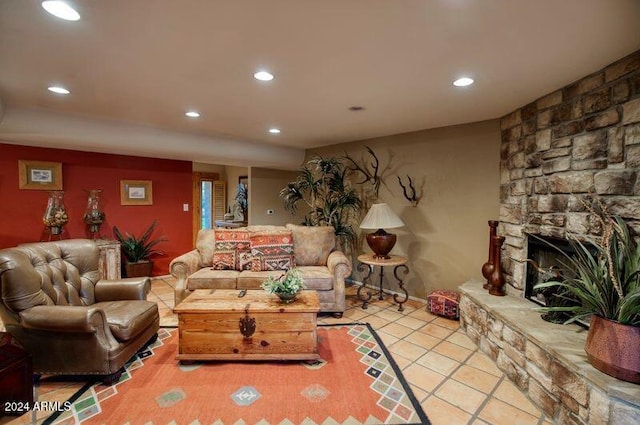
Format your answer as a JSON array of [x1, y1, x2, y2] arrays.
[[427, 290, 460, 320]]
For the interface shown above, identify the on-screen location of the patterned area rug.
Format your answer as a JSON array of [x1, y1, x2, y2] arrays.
[[44, 324, 430, 425]]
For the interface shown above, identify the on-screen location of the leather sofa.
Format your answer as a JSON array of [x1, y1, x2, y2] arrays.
[[170, 224, 352, 315], [0, 239, 159, 384]]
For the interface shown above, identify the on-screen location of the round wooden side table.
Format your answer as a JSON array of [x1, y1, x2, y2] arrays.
[[356, 253, 409, 312]]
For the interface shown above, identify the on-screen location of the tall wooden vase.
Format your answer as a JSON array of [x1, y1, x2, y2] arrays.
[[481, 220, 499, 290], [489, 236, 506, 296]]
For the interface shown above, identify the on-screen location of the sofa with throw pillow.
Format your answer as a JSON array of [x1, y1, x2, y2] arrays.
[[170, 224, 352, 315]]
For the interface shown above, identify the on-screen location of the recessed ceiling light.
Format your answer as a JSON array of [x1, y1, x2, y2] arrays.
[[254, 71, 274, 81], [48, 86, 70, 94], [185, 111, 200, 118], [42, 1, 80, 21], [268, 128, 281, 134], [453, 77, 474, 87]]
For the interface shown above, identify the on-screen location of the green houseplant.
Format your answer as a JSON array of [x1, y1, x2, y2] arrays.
[[261, 268, 306, 303], [113, 220, 167, 277], [534, 210, 640, 383], [280, 155, 362, 253]]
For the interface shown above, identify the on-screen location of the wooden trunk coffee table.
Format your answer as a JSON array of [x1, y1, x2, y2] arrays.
[[173, 289, 320, 361]]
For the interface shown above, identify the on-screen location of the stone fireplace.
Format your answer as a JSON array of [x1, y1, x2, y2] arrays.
[[459, 50, 640, 425]]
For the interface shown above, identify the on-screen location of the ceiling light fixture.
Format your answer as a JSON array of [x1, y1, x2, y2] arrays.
[[41, 1, 80, 21], [185, 111, 200, 118], [48, 86, 70, 94], [453, 77, 474, 87], [254, 71, 274, 81], [269, 128, 281, 134]]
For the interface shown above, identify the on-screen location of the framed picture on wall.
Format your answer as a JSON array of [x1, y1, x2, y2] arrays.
[[120, 180, 153, 205], [18, 160, 63, 190]]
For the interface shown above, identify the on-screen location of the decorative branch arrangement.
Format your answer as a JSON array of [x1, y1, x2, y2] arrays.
[[343, 146, 382, 198], [397, 175, 421, 206]]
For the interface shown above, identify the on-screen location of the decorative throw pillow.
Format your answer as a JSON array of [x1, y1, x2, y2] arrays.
[[427, 290, 461, 320], [212, 229, 250, 270], [285, 224, 335, 266], [249, 231, 295, 271]]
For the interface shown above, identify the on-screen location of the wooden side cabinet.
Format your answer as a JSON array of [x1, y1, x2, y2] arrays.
[[95, 239, 121, 280], [0, 333, 33, 417]]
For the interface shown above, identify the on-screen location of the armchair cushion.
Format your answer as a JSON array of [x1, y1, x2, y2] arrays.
[[94, 300, 159, 341], [286, 224, 335, 266], [95, 277, 151, 302]]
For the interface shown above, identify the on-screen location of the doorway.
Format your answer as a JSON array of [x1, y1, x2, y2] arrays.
[[192, 172, 225, 243]]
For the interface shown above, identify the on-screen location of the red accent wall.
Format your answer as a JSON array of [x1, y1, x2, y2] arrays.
[[0, 142, 193, 276]]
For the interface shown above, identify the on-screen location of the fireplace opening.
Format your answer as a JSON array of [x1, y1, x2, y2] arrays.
[[525, 234, 595, 326]]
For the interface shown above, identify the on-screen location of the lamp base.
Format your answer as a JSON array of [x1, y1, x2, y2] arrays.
[[366, 229, 397, 259]]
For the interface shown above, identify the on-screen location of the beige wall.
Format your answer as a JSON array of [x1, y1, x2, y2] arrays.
[[249, 167, 304, 225], [308, 119, 501, 298]]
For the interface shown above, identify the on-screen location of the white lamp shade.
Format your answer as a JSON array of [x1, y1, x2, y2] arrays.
[[360, 203, 405, 230]]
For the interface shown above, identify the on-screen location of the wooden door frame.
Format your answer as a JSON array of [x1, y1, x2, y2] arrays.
[[192, 172, 221, 245]]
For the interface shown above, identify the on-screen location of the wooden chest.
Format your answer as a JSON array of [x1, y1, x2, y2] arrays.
[[173, 289, 320, 361]]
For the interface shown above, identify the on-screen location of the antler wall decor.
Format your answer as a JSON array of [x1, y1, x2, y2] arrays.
[[344, 146, 382, 197], [397, 175, 421, 206]]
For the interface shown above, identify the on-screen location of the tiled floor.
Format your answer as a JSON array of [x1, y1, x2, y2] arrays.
[[1, 277, 554, 425]]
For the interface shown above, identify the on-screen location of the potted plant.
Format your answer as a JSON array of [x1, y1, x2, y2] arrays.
[[113, 220, 167, 277], [280, 155, 362, 254], [534, 208, 640, 383], [261, 268, 306, 303]]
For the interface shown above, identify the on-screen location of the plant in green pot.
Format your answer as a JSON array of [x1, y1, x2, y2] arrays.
[[533, 209, 640, 383], [261, 268, 306, 303], [113, 220, 167, 278]]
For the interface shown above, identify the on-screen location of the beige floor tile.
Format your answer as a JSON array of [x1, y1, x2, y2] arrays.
[[395, 315, 428, 330], [403, 363, 446, 392], [376, 330, 400, 348], [410, 386, 429, 403], [470, 419, 491, 425], [447, 330, 478, 350], [378, 322, 413, 339], [417, 323, 455, 340], [432, 340, 473, 363], [432, 316, 460, 330], [435, 379, 488, 414], [362, 315, 391, 330], [341, 307, 368, 321], [407, 308, 439, 322], [404, 330, 441, 350], [493, 379, 541, 417], [466, 351, 503, 377], [389, 339, 428, 362], [416, 351, 460, 376], [421, 395, 473, 425], [376, 308, 405, 323], [478, 398, 540, 425], [452, 365, 501, 394], [392, 353, 413, 371]]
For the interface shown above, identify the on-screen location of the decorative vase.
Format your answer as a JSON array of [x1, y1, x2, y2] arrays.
[[83, 189, 106, 238], [585, 315, 640, 383], [42, 191, 69, 237], [481, 220, 499, 290], [276, 291, 298, 304], [488, 236, 506, 296]]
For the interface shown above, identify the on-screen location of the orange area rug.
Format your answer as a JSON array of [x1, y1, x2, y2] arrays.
[[45, 324, 430, 425]]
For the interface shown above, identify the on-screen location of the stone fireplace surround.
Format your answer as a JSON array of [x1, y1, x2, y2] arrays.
[[460, 51, 640, 424]]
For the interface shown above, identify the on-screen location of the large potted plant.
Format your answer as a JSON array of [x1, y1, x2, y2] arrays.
[[534, 209, 640, 383], [280, 155, 362, 253], [113, 220, 167, 277]]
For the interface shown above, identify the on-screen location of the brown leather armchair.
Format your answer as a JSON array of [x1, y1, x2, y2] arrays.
[[0, 239, 159, 384]]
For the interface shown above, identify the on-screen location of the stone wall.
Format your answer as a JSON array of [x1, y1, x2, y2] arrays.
[[499, 50, 640, 295], [459, 282, 640, 425]]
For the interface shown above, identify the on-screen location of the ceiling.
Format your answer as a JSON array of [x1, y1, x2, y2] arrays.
[[1, 0, 639, 168]]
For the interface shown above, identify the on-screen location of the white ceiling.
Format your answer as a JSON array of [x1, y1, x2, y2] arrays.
[[1, 0, 639, 168]]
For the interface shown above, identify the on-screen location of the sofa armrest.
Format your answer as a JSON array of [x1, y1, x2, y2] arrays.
[[20, 305, 108, 333], [95, 277, 151, 302], [170, 249, 201, 280], [327, 251, 352, 279]]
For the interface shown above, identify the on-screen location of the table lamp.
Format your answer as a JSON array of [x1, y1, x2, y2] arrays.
[[359, 203, 405, 259]]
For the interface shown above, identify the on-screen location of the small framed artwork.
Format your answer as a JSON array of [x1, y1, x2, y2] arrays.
[[120, 180, 153, 205], [18, 160, 63, 190]]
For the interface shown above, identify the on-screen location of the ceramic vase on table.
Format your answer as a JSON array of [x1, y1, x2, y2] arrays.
[[276, 292, 298, 304], [488, 236, 506, 296]]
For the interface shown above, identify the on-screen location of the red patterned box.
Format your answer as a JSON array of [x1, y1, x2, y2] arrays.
[[427, 290, 460, 320]]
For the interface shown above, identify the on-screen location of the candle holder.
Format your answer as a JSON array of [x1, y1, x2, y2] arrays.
[[83, 189, 106, 238], [43, 191, 69, 238]]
